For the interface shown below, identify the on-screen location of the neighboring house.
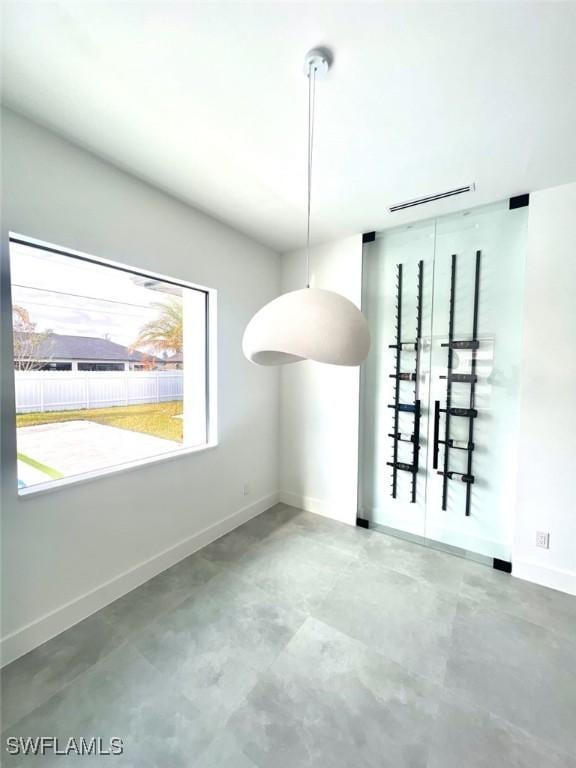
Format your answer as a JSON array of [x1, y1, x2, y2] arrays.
[[14, 333, 161, 371], [158, 352, 183, 370]]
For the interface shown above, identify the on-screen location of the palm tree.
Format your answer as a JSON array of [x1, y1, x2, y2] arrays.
[[133, 298, 183, 355]]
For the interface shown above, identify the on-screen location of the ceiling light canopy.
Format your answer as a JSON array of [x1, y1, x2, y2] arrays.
[[243, 47, 371, 367]]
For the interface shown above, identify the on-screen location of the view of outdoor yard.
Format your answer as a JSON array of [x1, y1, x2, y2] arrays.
[[10, 239, 207, 490]]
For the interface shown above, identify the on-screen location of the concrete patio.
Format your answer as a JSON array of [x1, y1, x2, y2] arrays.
[[17, 420, 181, 484]]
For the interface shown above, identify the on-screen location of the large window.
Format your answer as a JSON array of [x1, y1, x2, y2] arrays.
[[10, 235, 215, 495]]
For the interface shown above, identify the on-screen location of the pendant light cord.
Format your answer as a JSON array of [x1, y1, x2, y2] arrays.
[[306, 62, 317, 288]]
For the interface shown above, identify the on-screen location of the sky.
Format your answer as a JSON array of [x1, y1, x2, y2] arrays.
[[10, 242, 183, 350]]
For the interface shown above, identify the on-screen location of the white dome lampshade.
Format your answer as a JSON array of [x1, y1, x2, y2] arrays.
[[243, 287, 371, 366]]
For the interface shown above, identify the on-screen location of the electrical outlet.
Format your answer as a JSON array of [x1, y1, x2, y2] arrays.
[[536, 531, 550, 549], [243, 483, 250, 497]]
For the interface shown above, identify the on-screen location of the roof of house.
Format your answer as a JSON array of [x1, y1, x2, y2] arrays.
[[15, 333, 160, 362], [163, 352, 183, 363]]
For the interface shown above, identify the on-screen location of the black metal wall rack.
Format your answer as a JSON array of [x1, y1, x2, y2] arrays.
[[433, 251, 481, 517], [387, 261, 423, 503]]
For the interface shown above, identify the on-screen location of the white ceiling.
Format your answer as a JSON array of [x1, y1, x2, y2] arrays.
[[3, 1, 576, 252]]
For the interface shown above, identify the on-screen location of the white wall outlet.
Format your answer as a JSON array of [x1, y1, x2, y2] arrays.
[[243, 483, 250, 497], [536, 531, 550, 549]]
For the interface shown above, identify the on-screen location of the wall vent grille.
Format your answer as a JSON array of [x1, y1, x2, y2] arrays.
[[389, 184, 475, 213]]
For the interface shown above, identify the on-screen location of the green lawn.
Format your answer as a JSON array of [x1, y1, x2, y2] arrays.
[[17, 401, 183, 442]]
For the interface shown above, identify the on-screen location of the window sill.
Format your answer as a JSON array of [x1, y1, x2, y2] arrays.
[[17, 441, 218, 499]]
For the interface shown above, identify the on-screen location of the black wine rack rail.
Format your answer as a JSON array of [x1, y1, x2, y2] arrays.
[[386, 260, 423, 504], [433, 250, 481, 517]]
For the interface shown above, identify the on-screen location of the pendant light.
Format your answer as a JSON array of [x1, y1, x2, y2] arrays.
[[243, 47, 370, 367]]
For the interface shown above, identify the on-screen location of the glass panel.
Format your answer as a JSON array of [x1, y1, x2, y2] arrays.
[[10, 238, 210, 493], [359, 200, 528, 562], [425, 202, 528, 560], [359, 219, 435, 537]]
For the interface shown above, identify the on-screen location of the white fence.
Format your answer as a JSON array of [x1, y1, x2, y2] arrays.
[[15, 370, 184, 413]]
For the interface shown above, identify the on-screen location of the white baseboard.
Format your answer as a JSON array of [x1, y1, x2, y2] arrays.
[[0, 492, 279, 668], [513, 559, 576, 596], [279, 490, 355, 526]]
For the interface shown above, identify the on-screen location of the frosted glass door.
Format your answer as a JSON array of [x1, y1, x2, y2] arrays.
[[359, 219, 435, 538], [425, 204, 527, 560], [359, 201, 527, 562]]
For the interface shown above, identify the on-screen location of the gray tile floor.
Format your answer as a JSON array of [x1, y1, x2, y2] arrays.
[[2, 503, 576, 767]]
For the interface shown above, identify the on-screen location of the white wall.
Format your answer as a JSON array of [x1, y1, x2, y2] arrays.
[[0, 108, 280, 664], [279, 235, 363, 525], [512, 182, 576, 595]]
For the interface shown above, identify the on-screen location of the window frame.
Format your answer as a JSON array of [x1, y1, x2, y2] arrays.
[[9, 232, 218, 498]]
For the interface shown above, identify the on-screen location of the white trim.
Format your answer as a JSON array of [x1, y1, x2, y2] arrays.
[[8, 231, 210, 294], [512, 559, 576, 596], [0, 492, 279, 667], [279, 490, 355, 526], [207, 289, 218, 445]]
